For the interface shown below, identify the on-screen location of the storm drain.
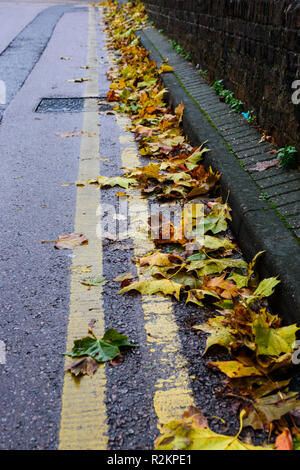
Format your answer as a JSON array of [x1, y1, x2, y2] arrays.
[[35, 97, 112, 113]]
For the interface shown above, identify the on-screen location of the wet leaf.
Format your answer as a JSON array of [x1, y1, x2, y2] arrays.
[[246, 277, 281, 305], [155, 407, 267, 450], [97, 175, 137, 189], [80, 275, 108, 286], [54, 233, 88, 249], [193, 316, 236, 353], [65, 357, 98, 376], [67, 328, 135, 363], [119, 279, 183, 300], [209, 360, 264, 378], [243, 392, 300, 430], [253, 313, 299, 357]]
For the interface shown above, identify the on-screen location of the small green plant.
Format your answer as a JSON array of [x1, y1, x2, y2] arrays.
[[212, 80, 243, 113], [277, 146, 297, 168], [213, 79, 224, 94], [170, 40, 191, 60], [246, 110, 256, 123], [199, 69, 208, 79]]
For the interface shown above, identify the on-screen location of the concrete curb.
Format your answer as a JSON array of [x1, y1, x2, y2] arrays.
[[135, 29, 300, 322]]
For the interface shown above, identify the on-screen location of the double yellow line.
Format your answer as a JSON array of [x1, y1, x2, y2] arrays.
[[59, 6, 194, 450], [59, 6, 108, 450]]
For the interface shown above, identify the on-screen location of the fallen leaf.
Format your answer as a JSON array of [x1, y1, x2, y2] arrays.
[[119, 279, 183, 300], [209, 360, 263, 378], [155, 407, 267, 450], [250, 159, 278, 172], [65, 357, 98, 376], [253, 313, 299, 357], [54, 233, 88, 249], [158, 64, 174, 74], [67, 328, 136, 363], [67, 77, 90, 83], [80, 275, 108, 286], [243, 392, 300, 430], [193, 316, 236, 353]]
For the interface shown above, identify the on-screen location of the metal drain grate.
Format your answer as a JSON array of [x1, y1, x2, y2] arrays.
[[35, 97, 112, 113]]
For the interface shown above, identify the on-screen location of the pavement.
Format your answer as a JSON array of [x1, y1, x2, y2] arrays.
[[0, 0, 298, 452]]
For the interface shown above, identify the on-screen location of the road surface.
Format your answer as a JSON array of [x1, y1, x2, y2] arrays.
[[0, 0, 260, 450]]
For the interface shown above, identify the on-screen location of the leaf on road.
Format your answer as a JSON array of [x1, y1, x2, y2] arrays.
[[54, 233, 88, 250], [253, 313, 299, 357], [67, 328, 136, 364], [155, 407, 267, 450], [139, 251, 183, 268], [186, 289, 220, 307], [97, 175, 137, 189], [209, 360, 263, 378], [65, 357, 98, 377], [203, 235, 236, 251], [243, 392, 300, 430], [119, 279, 183, 300], [193, 316, 236, 353], [80, 275, 108, 286], [246, 277, 281, 305], [67, 77, 90, 83]]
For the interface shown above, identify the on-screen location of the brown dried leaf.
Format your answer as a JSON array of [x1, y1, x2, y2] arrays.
[[65, 357, 98, 376], [54, 233, 88, 250], [250, 159, 278, 172]]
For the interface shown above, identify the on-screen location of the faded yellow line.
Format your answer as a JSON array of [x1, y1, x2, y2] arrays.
[[115, 114, 194, 427], [58, 7, 108, 450]]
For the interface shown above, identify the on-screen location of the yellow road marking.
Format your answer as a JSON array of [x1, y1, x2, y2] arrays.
[[59, 6, 108, 450], [116, 114, 194, 427]]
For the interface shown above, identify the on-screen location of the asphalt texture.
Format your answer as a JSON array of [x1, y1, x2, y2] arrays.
[[0, 3, 88, 449], [0, 1, 296, 452]]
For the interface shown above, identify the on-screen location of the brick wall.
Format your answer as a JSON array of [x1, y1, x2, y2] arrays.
[[142, 0, 300, 152]]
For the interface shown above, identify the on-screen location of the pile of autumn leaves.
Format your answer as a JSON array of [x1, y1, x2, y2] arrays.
[[99, 0, 300, 450]]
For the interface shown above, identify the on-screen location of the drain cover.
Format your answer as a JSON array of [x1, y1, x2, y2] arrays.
[[35, 97, 112, 113]]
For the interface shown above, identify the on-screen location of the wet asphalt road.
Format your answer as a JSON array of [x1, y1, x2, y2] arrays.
[[0, 1, 274, 450]]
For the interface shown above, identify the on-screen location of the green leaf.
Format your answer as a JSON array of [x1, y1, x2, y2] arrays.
[[203, 235, 236, 251], [66, 328, 135, 363], [187, 258, 247, 277], [193, 316, 236, 353], [155, 407, 268, 450], [229, 272, 248, 288], [253, 314, 299, 357], [246, 277, 281, 305]]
